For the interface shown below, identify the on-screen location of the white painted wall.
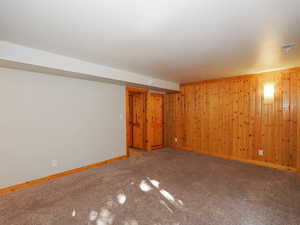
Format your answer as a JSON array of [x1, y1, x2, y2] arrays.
[[0, 41, 179, 91], [0, 67, 126, 188]]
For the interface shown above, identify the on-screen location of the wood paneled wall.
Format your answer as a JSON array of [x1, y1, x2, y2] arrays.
[[166, 68, 300, 172]]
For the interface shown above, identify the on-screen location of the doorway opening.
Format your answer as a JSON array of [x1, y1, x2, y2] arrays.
[[126, 87, 165, 157], [126, 88, 147, 156]]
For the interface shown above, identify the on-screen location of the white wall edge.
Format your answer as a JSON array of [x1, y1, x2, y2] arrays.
[[0, 41, 179, 92]]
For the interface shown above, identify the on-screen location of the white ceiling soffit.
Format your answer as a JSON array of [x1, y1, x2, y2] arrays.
[[0, 0, 300, 84], [0, 41, 179, 91]]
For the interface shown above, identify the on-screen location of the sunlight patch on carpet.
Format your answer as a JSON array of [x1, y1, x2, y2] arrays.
[[139, 180, 152, 192], [89, 210, 98, 221], [97, 208, 114, 225], [159, 200, 174, 214], [117, 193, 127, 205], [148, 178, 160, 188], [160, 189, 175, 202]]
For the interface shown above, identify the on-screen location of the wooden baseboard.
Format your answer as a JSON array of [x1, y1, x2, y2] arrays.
[[170, 145, 296, 172], [152, 145, 164, 150], [0, 155, 127, 195]]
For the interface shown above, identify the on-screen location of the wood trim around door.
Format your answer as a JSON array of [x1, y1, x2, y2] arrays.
[[126, 87, 166, 154], [126, 87, 148, 154]]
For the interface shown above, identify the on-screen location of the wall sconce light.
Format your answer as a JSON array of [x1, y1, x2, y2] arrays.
[[264, 84, 275, 99]]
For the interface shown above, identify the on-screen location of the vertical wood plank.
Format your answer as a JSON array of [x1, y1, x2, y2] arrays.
[[165, 68, 300, 171]]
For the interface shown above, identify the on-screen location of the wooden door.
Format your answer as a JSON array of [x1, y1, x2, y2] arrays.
[[132, 93, 145, 149], [150, 93, 164, 149], [127, 94, 134, 147]]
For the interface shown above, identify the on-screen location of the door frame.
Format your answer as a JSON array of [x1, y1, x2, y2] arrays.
[[126, 87, 148, 155], [125, 87, 166, 156]]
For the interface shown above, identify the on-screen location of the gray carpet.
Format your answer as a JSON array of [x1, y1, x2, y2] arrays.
[[1, 148, 300, 225]]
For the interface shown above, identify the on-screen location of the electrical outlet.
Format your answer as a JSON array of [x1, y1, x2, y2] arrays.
[[51, 160, 58, 168], [258, 150, 264, 156], [174, 137, 178, 143]]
